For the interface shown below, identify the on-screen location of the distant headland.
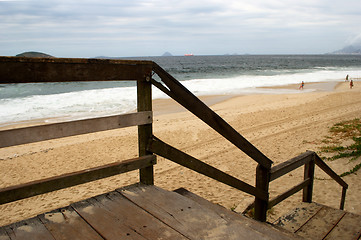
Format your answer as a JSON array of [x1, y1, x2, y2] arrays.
[[16, 51, 54, 58], [329, 44, 361, 55]]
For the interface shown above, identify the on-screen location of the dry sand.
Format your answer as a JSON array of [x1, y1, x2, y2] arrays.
[[1, 81, 360, 226]]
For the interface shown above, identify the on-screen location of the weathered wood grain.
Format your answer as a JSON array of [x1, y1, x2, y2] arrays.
[[39, 207, 103, 240], [302, 160, 315, 203], [324, 212, 361, 240], [72, 198, 147, 239], [94, 191, 187, 239], [4, 217, 55, 240], [0, 111, 152, 148], [152, 63, 273, 169], [119, 184, 277, 240], [0, 228, 10, 240], [296, 206, 345, 239], [174, 188, 302, 240], [0, 57, 153, 83], [147, 136, 268, 200], [254, 164, 270, 222], [269, 178, 311, 209], [270, 151, 314, 182], [273, 202, 323, 233], [314, 154, 348, 188], [0, 155, 156, 204], [137, 77, 154, 185]]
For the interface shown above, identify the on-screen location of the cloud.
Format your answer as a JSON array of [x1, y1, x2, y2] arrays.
[[1, 0, 361, 56]]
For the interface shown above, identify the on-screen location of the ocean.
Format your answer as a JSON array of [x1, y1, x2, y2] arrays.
[[1, 55, 361, 126]]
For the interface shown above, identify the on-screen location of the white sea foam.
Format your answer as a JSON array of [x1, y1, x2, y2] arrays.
[[0, 86, 137, 125], [0, 68, 360, 126]]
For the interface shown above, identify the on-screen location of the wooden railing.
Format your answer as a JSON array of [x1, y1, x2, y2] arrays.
[[269, 151, 348, 210], [0, 57, 348, 223], [0, 57, 156, 204]]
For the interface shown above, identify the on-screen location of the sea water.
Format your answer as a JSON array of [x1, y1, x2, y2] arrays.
[[1, 55, 361, 126]]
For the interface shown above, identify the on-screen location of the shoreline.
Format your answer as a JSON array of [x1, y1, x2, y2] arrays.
[[1, 79, 360, 226], [0, 81, 343, 130]]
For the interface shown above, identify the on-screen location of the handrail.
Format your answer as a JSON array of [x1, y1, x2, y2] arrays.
[[268, 151, 348, 210], [270, 151, 314, 181], [0, 57, 156, 205], [0, 56, 153, 83], [147, 136, 268, 200], [152, 63, 273, 169], [314, 154, 348, 188]]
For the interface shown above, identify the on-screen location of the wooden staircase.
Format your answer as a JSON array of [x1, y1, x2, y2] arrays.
[[0, 184, 301, 240], [0, 57, 356, 239], [273, 202, 361, 239]]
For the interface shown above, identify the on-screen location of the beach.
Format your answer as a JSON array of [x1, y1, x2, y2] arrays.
[[1, 80, 361, 226]]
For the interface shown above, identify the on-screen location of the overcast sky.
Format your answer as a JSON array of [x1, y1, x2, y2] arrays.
[[1, 0, 361, 58]]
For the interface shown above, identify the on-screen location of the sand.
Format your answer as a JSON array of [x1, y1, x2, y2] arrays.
[[1, 80, 360, 226]]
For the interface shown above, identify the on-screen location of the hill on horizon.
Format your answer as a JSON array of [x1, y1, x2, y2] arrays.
[[162, 52, 173, 56], [330, 44, 361, 54], [16, 51, 54, 58]]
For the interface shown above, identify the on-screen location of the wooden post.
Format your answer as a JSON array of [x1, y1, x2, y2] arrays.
[[254, 164, 270, 222], [137, 74, 154, 185], [340, 187, 347, 210], [303, 155, 315, 203]]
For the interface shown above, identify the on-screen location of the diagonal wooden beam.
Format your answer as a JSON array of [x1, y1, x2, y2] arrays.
[[152, 63, 272, 169], [147, 136, 268, 200]]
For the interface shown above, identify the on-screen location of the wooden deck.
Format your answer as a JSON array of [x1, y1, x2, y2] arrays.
[[0, 184, 300, 240], [273, 202, 361, 239]]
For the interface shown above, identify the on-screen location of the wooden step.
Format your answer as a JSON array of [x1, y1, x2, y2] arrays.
[[273, 202, 361, 239], [174, 188, 303, 240], [0, 184, 303, 240]]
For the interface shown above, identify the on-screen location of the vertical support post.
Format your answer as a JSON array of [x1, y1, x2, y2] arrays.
[[303, 155, 315, 203], [254, 164, 270, 222], [340, 187, 347, 210], [137, 74, 154, 185]]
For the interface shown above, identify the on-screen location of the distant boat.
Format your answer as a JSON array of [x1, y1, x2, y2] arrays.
[[184, 53, 194, 56]]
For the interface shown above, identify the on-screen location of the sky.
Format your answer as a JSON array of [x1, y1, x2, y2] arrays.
[[1, 0, 361, 58]]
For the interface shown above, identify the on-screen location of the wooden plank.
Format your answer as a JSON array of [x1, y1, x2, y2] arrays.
[[147, 136, 268, 200], [273, 202, 323, 233], [174, 188, 302, 240], [269, 178, 311, 209], [0, 155, 156, 204], [4, 217, 55, 240], [0, 111, 152, 148], [296, 206, 345, 239], [71, 198, 147, 239], [314, 155, 348, 188], [137, 77, 154, 185], [0, 56, 153, 83], [324, 212, 361, 240], [152, 64, 273, 169], [94, 191, 188, 239], [270, 151, 314, 182], [0, 228, 10, 240], [118, 184, 272, 240], [39, 206, 103, 239]]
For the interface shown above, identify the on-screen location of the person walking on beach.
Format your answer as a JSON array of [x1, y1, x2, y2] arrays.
[[346, 74, 349, 81], [350, 79, 353, 89], [299, 81, 304, 90]]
